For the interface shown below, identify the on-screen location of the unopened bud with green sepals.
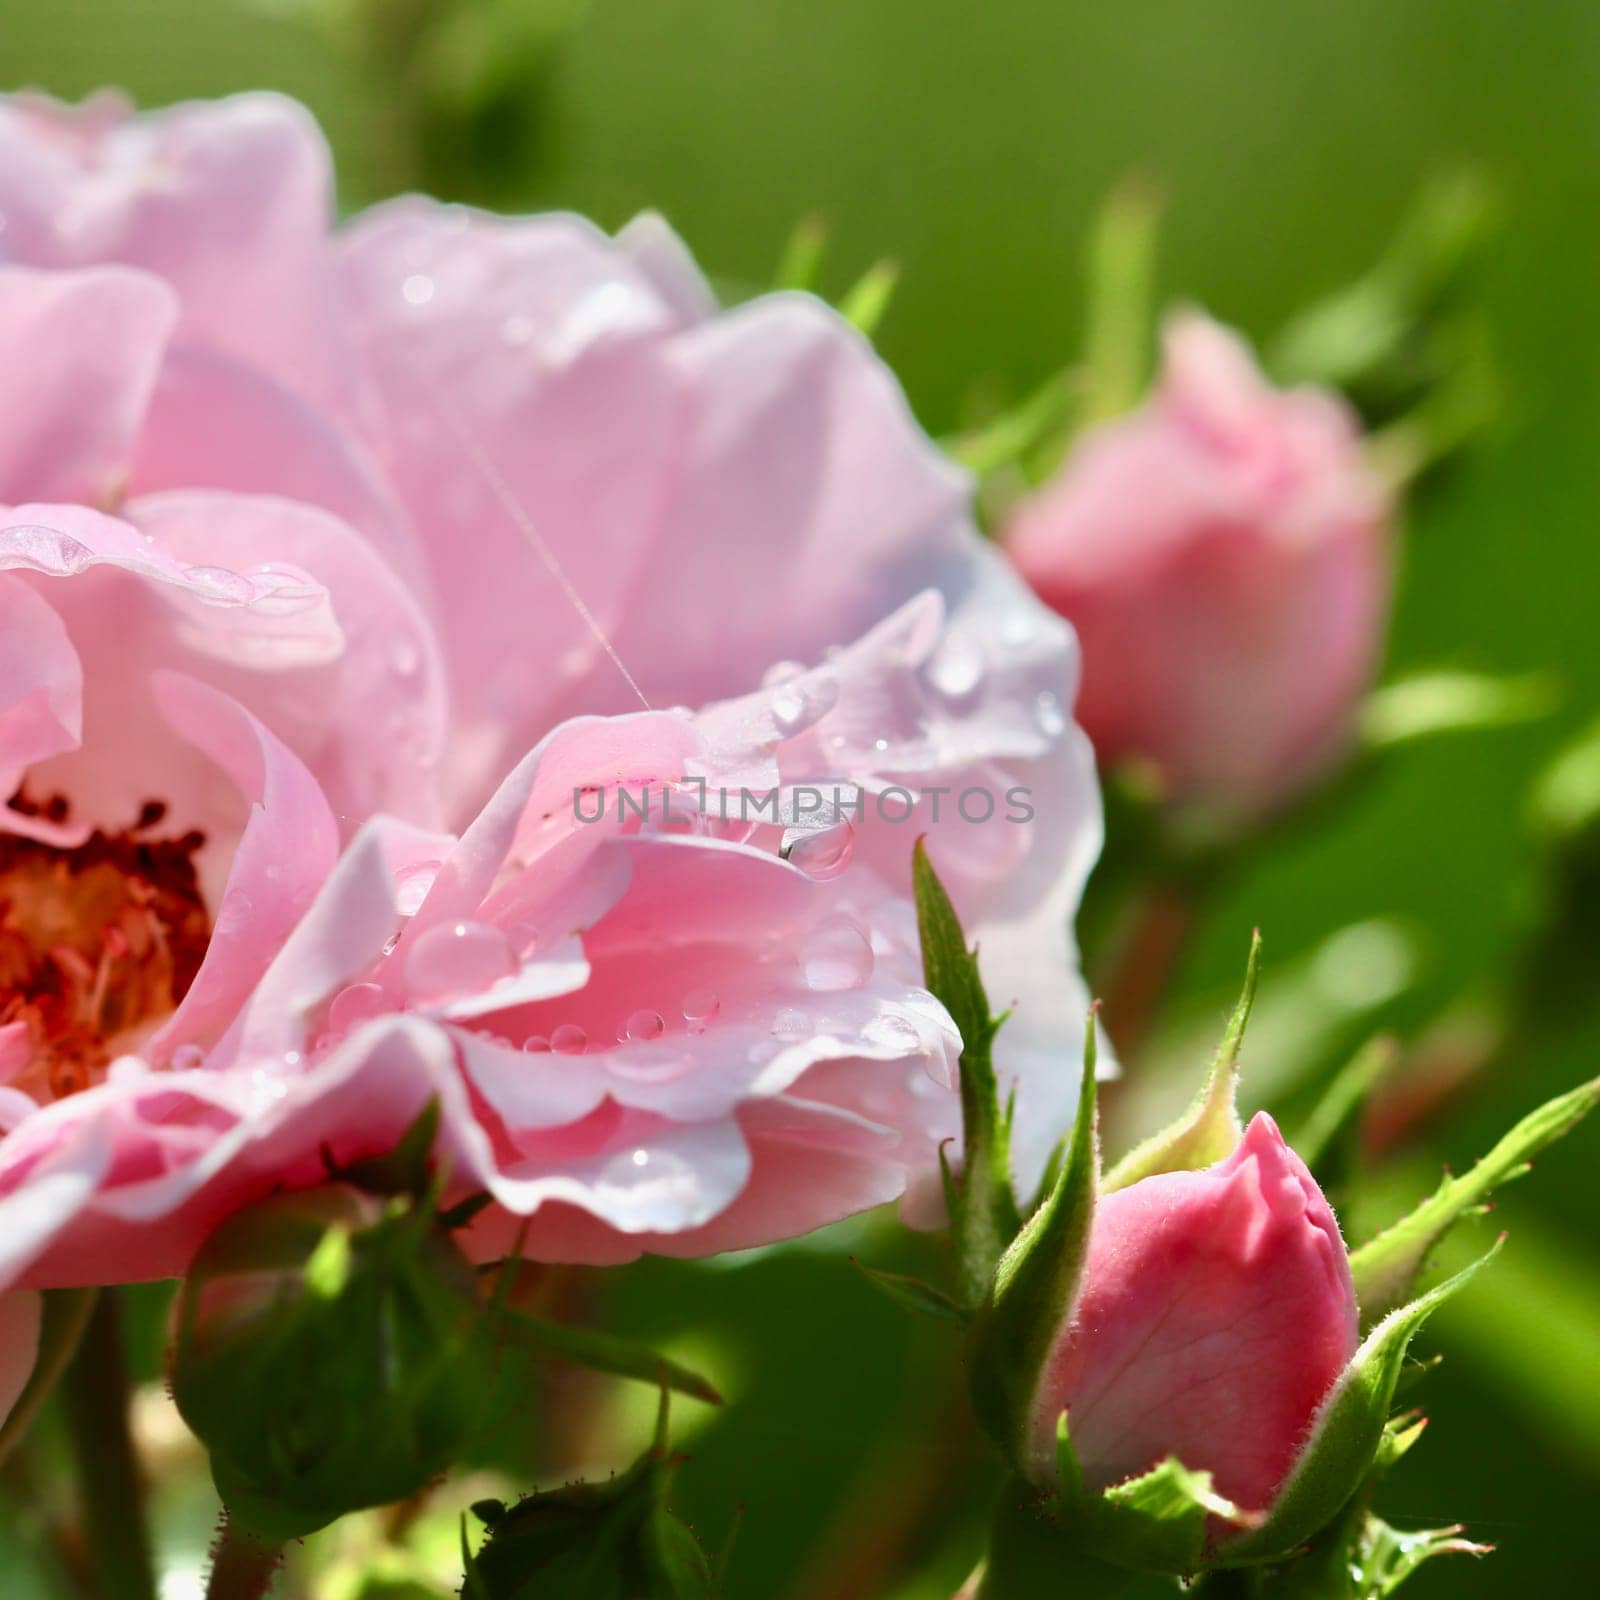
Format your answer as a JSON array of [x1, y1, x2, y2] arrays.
[[171, 1183, 489, 1540]]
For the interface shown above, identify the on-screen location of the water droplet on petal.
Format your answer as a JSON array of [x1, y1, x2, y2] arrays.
[[551, 1023, 588, 1055], [682, 989, 720, 1034], [769, 683, 808, 731], [864, 1014, 921, 1053], [782, 821, 856, 881], [329, 982, 388, 1035], [927, 636, 984, 705], [761, 659, 807, 688], [404, 920, 516, 1006], [1034, 690, 1066, 737], [630, 1147, 650, 1167], [621, 1008, 666, 1043], [401, 273, 435, 306], [171, 1043, 205, 1071], [772, 1007, 812, 1041], [182, 565, 255, 604], [801, 917, 875, 992], [521, 1034, 552, 1053]]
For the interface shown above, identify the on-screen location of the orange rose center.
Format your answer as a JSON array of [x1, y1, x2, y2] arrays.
[[0, 793, 211, 1101]]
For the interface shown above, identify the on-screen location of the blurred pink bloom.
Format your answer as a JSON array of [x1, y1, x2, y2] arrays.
[[0, 93, 1101, 1286], [1028, 1113, 1359, 1515], [1005, 312, 1390, 831], [0, 1289, 40, 1427]]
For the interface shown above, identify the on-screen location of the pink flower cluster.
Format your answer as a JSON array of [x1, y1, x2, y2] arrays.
[[0, 89, 1102, 1357]]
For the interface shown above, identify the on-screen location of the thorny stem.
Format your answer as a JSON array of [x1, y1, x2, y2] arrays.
[[206, 1515, 285, 1600]]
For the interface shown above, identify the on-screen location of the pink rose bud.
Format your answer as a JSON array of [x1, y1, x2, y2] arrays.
[[1028, 1112, 1358, 1516], [1005, 312, 1391, 829]]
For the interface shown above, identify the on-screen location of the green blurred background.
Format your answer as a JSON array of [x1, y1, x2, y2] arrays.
[[6, 2, 1599, 1595]]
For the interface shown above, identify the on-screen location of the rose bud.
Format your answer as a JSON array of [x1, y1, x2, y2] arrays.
[[170, 1185, 488, 1539], [1004, 312, 1391, 834], [1026, 1112, 1358, 1519]]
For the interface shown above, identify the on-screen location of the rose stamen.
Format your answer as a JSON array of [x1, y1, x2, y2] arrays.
[[0, 790, 212, 1103]]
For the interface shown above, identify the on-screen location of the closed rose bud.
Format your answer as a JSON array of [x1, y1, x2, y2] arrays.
[[1027, 1113, 1358, 1517], [1005, 312, 1390, 831], [171, 1185, 488, 1539]]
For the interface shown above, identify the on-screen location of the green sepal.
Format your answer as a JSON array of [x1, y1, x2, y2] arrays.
[[1348, 1074, 1600, 1322], [968, 1016, 1098, 1464], [773, 214, 828, 292], [1104, 933, 1258, 1191], [976, 1480, 1136, 1600], [333, 1097, 441, 1198], [1055, 1418, 1258, 1575], [494, 1304, 723, 1406], [912, 839, 1022, 1307], [838, 259, 900, 338], [849, 1257, 968, 1325], [465, 1391, 715, 1598], [1212, 1241, 1500, 1568]]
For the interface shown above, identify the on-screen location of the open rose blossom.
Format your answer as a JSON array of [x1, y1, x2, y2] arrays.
[[0, 91, 1101, 1305], [1005, 312, 1391, 831], [1027, 1113, 1359, 1517]]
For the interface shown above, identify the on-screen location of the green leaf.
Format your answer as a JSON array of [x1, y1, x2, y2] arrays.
[[969, 1016, 1098, 1464], [849, 1258, 967, 1325], [1214, 1243, 1500, 1568], [1295, 1034, 1399, 1188], [913, 839, 1020, 1307], [837, 259, 900, 338], [1361, 670, 1558, 751], [497, 1305, 723, 1406], [1349, 1074, 1600, 1320], [1104, 933, 1258, 1191], [468, 1391, 714, 1598]]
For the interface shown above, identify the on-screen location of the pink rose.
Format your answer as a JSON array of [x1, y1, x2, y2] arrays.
[[1005, 312, 1390, 830], [0, 93, 1101, 1290], [1028, 1113, 1359, 1516]]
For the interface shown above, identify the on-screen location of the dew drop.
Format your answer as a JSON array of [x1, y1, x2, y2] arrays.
[[761, 659, 807, 688], [171, 1043, 205, 1071], [864, 1014, 921, 1052], [521, 1034, 552, 1053], [329, 982, 388, 1035], [401, 273, 436, 306], [182, 565, 255, 604], [682, 989, 720, 1034], [404, 920, 516, 1005], [1034, 690, 1066, 737], [769, 683, 808, 731], [927, 636, 984, 704], [772, 1007, 812, 1041], [782, 821, 856, 881], [621, 1009, 666, 1043], [1, 525, 93, 573], [801, 916, 875, 992], [551, 1023, 588, 1055]]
